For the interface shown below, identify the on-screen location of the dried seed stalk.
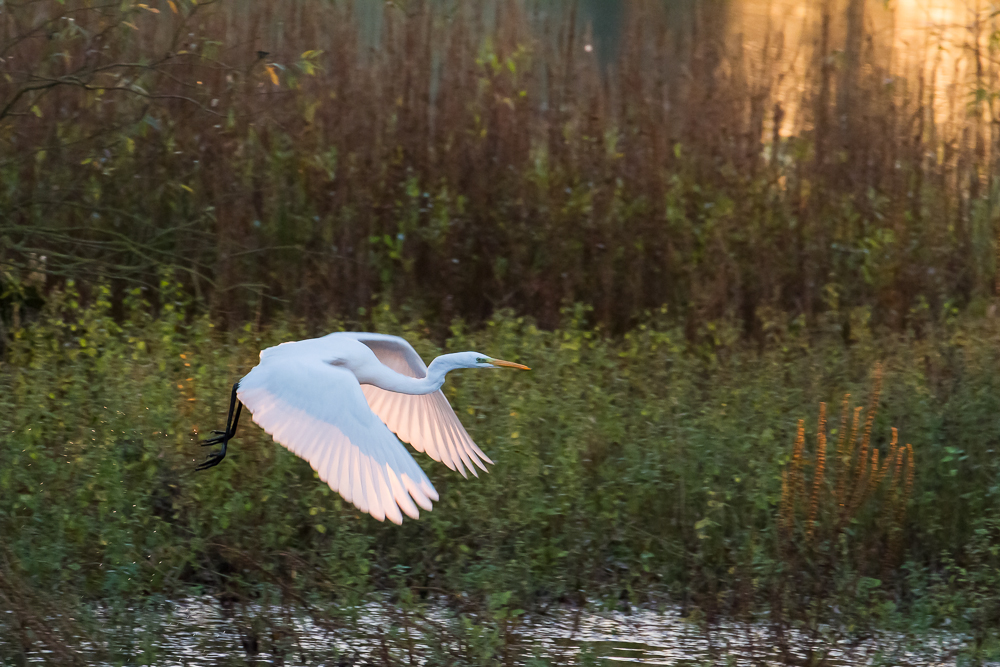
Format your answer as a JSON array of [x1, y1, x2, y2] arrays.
[[854, 362, 883, 481], [904, 444, 915, 501], [806, 402, 827, 540], [886, 443, 917, 574], [792, 419, 806, 502], [876, 427, 898, 486], [835, 394, 850, 462], [868, 448, 880, 494], [836, 403, 862, 506]]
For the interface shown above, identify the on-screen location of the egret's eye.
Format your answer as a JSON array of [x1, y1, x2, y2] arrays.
[[476, 357, 489, 364]]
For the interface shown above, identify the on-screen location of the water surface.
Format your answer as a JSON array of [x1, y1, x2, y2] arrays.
[[2, 597, 971, 665]]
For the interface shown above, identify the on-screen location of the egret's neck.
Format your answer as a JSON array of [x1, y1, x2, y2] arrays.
[[360, 354, 463, 395]]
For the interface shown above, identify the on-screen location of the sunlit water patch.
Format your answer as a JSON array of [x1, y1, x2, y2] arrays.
[[0, 597, 975, 665]]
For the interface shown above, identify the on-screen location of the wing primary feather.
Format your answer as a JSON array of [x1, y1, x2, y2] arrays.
[[301, 423, 324, 473], [405, 394, 435, 459], [419, 476, 439, 502], [426, 396, 457, 471], [413, 396, 430, 456], [379, 466, 404, 524], [368, 456, 387, 521], [387, 468, 420, 520], [325, 434, 347, 491], [382, 431, 428, 495], [437, 391, 493, 468], [363, 426, 397, 518], [450, 416, 489, 473], [469, 436, 494, 467], [351, 447, 368, 513], [371, 459, 395, 522], [343, 446, 358, 508], [401, 473, 433, 510], [434, 398, 469, 478], [393, 392, 413, 448], [306, 427, 333, 482], [419, 395, 444, 467], [449, 410, 481, 478], [335, 442, 352, 499], [439, 399, 468, 477], [363, 456, 385, 521], [320, 440, 340, 491], [454, 413, 494, 466], [338, 444, 354, 505], [438, 399, 474, 478]]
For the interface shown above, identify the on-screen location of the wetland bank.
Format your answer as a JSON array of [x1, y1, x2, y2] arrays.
[[2, 0, 1000, 664]]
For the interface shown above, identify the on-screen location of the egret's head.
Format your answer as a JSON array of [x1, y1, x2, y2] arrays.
[[463, 352, 530, 370]]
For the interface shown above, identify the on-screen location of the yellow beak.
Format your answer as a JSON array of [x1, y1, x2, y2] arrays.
[[489, 358, 531, 370]]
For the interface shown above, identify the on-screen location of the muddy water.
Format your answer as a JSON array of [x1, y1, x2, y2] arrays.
[[1, 597, 970, 665]]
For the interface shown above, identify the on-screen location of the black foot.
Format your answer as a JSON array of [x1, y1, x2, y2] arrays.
[[196, 382, 242, 471], [200, 434, 227, 447], [197, 449, 227, 470]]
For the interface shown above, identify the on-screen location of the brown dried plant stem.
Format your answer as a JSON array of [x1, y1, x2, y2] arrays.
[[779, 419, 807, 547], [837, 405, 863, 508], [883, 444, 916, 574], [806, 402, 826, 540]]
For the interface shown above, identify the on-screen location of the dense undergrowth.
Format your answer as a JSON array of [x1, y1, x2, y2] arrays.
[[1, 285, 999, 662]]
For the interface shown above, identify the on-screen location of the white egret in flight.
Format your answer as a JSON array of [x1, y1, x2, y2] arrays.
[[197, 332, 529, 524]]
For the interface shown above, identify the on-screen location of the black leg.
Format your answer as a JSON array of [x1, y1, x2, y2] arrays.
[[197, 382, 242, 470]]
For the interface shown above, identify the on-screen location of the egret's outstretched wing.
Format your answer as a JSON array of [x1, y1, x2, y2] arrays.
[[347, 333, 493, 477], [237, 357, 439, 524]]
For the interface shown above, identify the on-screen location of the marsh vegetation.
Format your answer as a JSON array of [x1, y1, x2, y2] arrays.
[[2, 0, 1000, 663]]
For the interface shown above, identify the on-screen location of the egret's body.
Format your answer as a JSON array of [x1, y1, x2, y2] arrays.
[[198, 332, 528, 523]]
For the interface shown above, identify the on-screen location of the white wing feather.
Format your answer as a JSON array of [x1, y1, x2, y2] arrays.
[[237, 356, 439, 524], [347, 333, 493, 477]]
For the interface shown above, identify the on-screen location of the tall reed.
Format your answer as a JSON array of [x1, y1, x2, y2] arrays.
[[2, 0, 1000, 336]]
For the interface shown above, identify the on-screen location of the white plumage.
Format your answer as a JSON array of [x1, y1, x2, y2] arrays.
[[200, 332, 529, 524]]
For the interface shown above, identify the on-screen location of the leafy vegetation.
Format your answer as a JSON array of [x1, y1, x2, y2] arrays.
[[1, 284, 999, 662]]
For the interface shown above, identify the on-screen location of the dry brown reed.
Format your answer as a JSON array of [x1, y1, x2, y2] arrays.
[[890, 442, 906, 496], [779, 420, 806, 544], [884, 443, 917, 573], [868, 448, 880, 495], [2, 0, 1000, 333], [833, 394, 850, 497], [836, 405, 863, 506], [791, 419, 806, 502], [854, 362, 883, 481], [806, 402, 826, 540], [842, 362, 883, 516], [876, 427, 899, 486], [905, 444, 915, 500]]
